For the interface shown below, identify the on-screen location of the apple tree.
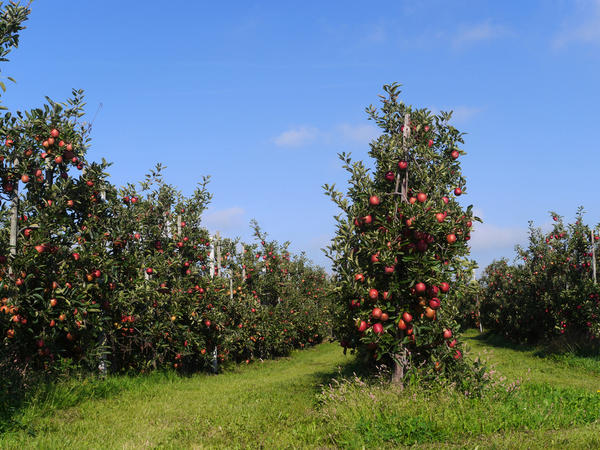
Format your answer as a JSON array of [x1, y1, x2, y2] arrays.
[[325, 83, 481, 384]]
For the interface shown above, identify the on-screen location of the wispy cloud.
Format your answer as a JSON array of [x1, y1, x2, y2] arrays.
[[273, 126, 318, 148], [335, 123, 379, 145], [469, 222, 528, 252], [272, 123, 378, 149], [451, 106, 484, 124], [452, 21, 512, 48], [429, 105, 484, 125], [554, 0, 600, 48], [203, 207, 245, 233]]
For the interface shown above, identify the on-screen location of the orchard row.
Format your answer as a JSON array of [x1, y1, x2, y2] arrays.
[[478, 208, 600, 344], [0, 97, 333, 375]]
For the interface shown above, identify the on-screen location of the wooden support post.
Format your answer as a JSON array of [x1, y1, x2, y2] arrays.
[[209, 238, 215, 279], [241, 245, 246, 281], [592, 230, 597, 285], [9, 158, 18, 276], [393, 113, 411, 221], [177, 214, 182, 236], [212, 347, 218, 374], [216, 231, 221, 277], [392, 113, 411, 387]]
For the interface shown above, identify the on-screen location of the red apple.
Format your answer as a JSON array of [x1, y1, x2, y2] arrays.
[[402, 312, 413, 323], [398, 161, 408, 170], [384, 171, 395, 181], [415, 282, 426, 293], [373, 323, 384, 335], [357, 320, 368, 332], [454, 187, 462, 196], [417, 192, 427, 203], [446, 234, 457, 244], [440, 282, 450, 293], [368, 288, 378, 300], [429, 298, 441, 309], [50, 128, 59, 138], [369, 195, 380, 206], [443, 329, 452, 339], [372, 307, 382, 320], [451, 150, 459, 159]]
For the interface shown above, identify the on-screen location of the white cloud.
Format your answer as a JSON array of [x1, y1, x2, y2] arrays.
[[335, 123, 379, 145], [272, 126, 318, 148], [452, 21, 511, 48], [469, 222, 528, 252], [272, 123, 378, 149], [554, 0, 600, 47], [203, 207, 245, 233], [429, 105, 484, 125], [451, 106, 484, 124]]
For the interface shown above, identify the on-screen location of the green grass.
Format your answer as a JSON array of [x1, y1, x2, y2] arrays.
[[1, 332, 600, 449]]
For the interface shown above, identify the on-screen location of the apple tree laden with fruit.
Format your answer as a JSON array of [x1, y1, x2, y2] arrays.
[[325, 83, 480, 384], [480, 209, 600, 345]]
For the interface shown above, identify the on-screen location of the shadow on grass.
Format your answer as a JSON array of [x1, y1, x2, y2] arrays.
[[0, 368, 180, 435], [309, 354, 365, 392], [466, 330, 536, 352], [465, 329, 600, 360]]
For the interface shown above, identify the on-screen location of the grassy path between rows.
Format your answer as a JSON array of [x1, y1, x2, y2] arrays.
[[1, 330, 600, 449]]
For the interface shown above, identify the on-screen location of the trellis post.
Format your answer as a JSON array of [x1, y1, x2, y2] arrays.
[[392, 113, 411, 387], [592, 230, 597, 285], [8, 157, 18, 276]]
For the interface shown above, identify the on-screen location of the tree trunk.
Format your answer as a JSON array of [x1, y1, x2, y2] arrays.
[[392, 346, 407, 388]]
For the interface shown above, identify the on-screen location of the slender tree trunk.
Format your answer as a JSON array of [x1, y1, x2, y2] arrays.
[[392, 348, 407, 388]]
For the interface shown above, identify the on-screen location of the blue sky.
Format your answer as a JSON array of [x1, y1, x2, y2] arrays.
[[3, 0, 600, 273]]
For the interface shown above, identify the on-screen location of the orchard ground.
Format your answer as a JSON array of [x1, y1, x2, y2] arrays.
[[1, 330, 600, 449]]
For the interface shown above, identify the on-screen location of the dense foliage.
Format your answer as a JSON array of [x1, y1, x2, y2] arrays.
[[0, 3, 332, 381], [480, 209, 600, 345], [324, 83, 481, 383]]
